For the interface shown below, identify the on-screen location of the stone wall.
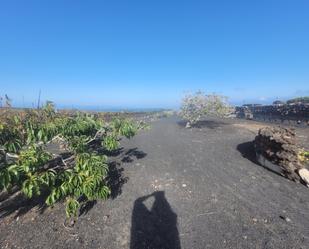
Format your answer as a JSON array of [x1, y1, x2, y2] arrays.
[[254, 126, 302, 181], [236, 104, 309, 125]]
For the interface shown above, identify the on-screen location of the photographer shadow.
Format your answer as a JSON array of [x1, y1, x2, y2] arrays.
[[130, 191, 181, 249]]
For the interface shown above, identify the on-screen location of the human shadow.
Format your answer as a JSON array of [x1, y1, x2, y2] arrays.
[[130, 191, 181, 249]]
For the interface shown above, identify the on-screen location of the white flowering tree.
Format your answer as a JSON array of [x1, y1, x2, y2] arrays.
[[180, 91, 232, 127]]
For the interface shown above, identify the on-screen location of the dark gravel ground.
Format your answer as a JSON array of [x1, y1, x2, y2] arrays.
[[1, 117, 309, 249]]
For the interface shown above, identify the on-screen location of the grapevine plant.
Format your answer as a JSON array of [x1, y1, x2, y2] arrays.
[[0, 103, 145, 218]]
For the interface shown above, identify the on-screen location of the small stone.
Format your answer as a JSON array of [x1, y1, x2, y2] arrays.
[[252, 218, 258, 223], [182, 184, 187, 187], [279, 215, 291, 222], [298, 168, 309, 187]]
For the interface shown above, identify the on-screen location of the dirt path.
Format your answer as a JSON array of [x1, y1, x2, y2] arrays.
[[1, 117, 309, 249]]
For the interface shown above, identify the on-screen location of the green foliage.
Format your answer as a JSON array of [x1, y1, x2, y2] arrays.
[[44, 152, 110, 217], [103, 135, 119, 151], [60, 114, 102, 138], [0, 104, 103, 153], [0, 164, 19, 190], [0, 145, 52, 194], [68, 135, 89, 153], [18, 145, 52, 173], [299, 150, 309, 164], [65, 197, 80, 217], [42, 101, 56, 118], [111, 118, 138, 138], [101, 118, 143, 151], [0, 107, 144, 218], [0, 115, 23, 153]]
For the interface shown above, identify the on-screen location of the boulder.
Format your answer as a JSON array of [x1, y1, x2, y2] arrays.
[[298, 168, 309, 187], [254, 126, 303, 181]]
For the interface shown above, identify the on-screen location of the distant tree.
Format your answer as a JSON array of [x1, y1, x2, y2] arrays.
[[180, 91, 232, 127], [0, 96, 3, 108], [287, 97, 309, 104]]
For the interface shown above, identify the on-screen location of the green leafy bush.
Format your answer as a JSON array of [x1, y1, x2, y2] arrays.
[[0, 103, 144, 218]]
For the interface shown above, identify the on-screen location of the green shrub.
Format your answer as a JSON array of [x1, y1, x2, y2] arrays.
[[0, 103, 144, 218]]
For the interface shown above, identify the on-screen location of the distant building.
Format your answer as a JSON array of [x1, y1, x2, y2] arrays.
[[242, 104, 262, 108], [272, 100, 285, 106]]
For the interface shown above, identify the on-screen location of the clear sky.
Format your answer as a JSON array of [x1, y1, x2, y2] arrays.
[[0, 0, 309, 109]]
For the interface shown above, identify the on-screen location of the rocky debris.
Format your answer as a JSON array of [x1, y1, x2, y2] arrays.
[[48, 135, 69, 152], [185, 122, 191, 128], [0, 149, 19, 166], [279, 215, 291, 222], [252, 218, 258, 223], [298, 168, 309, 187], [254, 126, 303, 182]]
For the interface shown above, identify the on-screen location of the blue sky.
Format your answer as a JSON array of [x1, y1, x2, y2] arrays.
[[0, 0, 309, 109]]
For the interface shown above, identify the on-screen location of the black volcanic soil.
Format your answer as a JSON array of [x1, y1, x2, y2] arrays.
[[1, 117, 309, 249]]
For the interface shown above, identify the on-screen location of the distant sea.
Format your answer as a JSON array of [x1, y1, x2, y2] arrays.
[[6, 105, 171, 113], [57, 105, 169, 113]]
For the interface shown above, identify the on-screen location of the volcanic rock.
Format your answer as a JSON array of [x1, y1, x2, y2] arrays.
[[254, 126, 303, 181], [298, 168, 309, 187]]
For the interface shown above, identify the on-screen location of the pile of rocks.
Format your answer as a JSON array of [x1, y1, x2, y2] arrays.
[[254, 126, 309, 185]]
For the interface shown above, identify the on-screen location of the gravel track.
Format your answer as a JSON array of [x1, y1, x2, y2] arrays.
[[0, 117, 309, 249]]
